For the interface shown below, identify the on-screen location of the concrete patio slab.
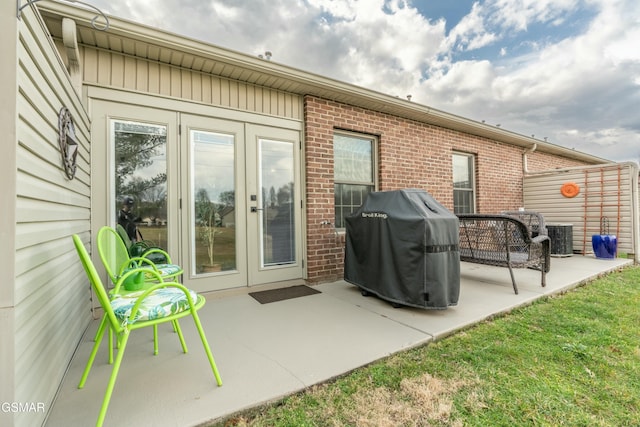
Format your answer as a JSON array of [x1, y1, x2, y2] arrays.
[[44, 255, 631, 427]]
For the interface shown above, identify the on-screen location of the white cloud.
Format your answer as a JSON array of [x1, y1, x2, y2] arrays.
[[84, 0, 640, 163], [485, 0, 581, 31], [422, 60, 496, 107], [556, 127, 640, 163], [416, 0, 640, 162], [444, 2, 496, 52]]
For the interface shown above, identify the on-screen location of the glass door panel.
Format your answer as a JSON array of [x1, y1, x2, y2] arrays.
[[180, 115, 247, 292], [112, 120, 168, 248], [259, 140, 295, 267], [191, 130, 236, 274]]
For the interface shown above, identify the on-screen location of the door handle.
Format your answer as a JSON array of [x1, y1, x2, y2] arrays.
[[250, 207, 264, 213]]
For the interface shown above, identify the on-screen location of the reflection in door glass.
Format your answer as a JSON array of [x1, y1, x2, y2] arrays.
[[260, 139, 295, 267], [113, 120, 168, 249], [191, 130, 236, 274]]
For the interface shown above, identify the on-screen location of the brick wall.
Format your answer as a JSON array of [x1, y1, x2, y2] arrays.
[[303, 95, 589, 283], [526, 150, 586, 171]]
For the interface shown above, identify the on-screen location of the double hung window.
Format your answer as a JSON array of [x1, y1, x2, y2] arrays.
[[334, 132, 377, 228], [453, 152, 476, 214]]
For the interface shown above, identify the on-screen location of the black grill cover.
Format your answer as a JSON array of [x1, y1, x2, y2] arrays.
[[344, 189, 460, 309]]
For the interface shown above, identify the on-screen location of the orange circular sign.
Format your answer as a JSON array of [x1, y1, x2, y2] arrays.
[[560, 182, 580, 198]]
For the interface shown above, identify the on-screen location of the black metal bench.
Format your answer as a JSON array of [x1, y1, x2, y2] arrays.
[[500, 210, 548, 237], [457, 214, 551, 294]]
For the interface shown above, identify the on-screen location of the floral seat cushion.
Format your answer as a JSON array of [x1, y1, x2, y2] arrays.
[[122, 263, 182, 280], [111, 288, 198, 324], [149, 263, 183, 277], [138, 264, 182, 276]]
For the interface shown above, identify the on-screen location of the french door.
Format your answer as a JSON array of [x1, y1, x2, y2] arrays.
[[179, 114, 303, 292], [246, 124, 302, 285], [98, 100, 303, 293]]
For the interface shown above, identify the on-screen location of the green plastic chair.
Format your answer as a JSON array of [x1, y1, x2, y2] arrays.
[[96, 225, 184, 353], [115, 224, 167, 264], [72, 234, 222, 427], [98, 225, 183, 286]]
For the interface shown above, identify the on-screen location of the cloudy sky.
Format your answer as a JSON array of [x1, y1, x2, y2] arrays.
[[86, 0, 640, 163]]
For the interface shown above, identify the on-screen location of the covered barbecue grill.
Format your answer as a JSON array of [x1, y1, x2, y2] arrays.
[[344, 189, 460, 309]]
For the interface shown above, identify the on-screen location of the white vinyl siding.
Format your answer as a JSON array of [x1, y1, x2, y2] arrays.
[[523, 163, 639, 260], [77, 46, 303, 120], [5, 7, 92, 427]]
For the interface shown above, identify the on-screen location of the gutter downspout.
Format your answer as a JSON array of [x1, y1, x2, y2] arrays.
[[521, 143, 537, 211], [62, 18, 82, 94], [523, 143, 537, 174]]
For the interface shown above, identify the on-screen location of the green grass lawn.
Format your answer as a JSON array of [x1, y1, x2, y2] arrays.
[[216, 265, 640, 426]]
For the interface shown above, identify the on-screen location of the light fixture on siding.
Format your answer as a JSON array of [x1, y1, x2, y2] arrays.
[[17, 0, 109, 31]]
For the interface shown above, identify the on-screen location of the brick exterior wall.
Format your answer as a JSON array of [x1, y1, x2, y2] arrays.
[[526, 150, 587, 171], [303, 95, 589, 284]]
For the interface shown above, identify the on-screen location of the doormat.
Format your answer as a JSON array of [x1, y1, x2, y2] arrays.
[[249, 285, 321, 304]]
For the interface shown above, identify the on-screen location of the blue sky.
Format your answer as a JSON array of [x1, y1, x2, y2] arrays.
[[85, 0, 640, 164]]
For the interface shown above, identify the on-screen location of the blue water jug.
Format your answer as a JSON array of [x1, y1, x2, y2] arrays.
[[592, 217, 617, 259], [591, 234, 617, 259]]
